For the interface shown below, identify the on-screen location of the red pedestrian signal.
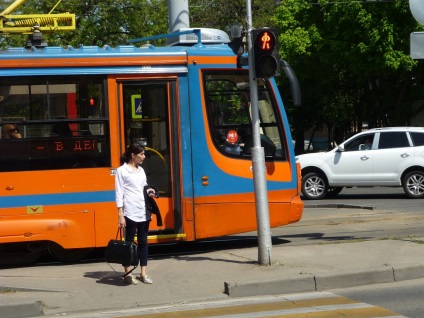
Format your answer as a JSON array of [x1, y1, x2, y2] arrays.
[[251, 28, 280, 78], [258, 30, 275, 51]]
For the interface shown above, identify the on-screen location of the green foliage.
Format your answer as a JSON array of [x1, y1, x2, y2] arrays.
[[275, 0, 424, 146], [190, 0, 278, 31], [0, 0, 169, 48]]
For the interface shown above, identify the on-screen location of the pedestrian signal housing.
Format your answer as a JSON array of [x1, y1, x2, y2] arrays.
[[251, 28, 280, 78]]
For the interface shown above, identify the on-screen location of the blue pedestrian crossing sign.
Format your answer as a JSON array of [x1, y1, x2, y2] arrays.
[[131, 94, 142, 118]]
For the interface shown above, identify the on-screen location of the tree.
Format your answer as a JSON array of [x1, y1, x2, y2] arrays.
[[274, 0, 424, 153], [0, 0, 279, 49], [0, 0, 169, 48], [190, 0, 279, 31]]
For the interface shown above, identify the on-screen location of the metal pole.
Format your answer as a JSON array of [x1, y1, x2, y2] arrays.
[[168, 0, 190, 33], [246, 0, 272, 265]]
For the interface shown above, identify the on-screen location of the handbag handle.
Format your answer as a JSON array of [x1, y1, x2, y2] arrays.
[[116, 227, 130, 241]]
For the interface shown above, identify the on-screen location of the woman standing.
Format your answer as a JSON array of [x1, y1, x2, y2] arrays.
[[115, 143, 156, 285]]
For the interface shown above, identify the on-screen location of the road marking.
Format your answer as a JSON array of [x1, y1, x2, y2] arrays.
[[118, 292, 405, 318]]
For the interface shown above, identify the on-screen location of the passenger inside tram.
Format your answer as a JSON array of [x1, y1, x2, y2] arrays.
[[1, 124, 22, 139]]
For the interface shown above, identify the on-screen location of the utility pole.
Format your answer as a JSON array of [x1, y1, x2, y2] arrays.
[[246, 0, 273, 266]]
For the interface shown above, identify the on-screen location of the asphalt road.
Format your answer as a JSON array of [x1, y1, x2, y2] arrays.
[[331, 277, 424, 318], [231, 187, 424, 247], [303, 186, 422, 212]]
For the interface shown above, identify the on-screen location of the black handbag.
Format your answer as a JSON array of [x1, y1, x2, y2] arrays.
[[105, 228, 139, 277]]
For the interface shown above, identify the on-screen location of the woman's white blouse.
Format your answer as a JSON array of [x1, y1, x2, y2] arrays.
[[115, 163, 147, 222]]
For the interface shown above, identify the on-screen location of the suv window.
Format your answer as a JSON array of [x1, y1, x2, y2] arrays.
[[344, 134, 374, 151], [378, 132, 409, 149], [410, 132, 424, 146]]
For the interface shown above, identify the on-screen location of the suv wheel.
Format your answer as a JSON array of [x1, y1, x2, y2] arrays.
[[302, 172, 328, 200], [402, 171, 424, 199]]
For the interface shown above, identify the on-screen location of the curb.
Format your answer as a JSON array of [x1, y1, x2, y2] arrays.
[[394, 264, 424, 281], [0, 286, 64, 293], [0, 301, 44, 318], [224, 264, 424, 298], [304, 204, 374, 210], [224, 274, 316, 297]]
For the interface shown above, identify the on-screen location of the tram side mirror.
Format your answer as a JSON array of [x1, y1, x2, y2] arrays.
[[280, 59, 301, 107]]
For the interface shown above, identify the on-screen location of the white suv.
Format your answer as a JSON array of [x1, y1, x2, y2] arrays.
[[296, 127, 424, 200]]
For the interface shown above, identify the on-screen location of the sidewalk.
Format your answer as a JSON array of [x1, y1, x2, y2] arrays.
[[1, 222, 424, 317]]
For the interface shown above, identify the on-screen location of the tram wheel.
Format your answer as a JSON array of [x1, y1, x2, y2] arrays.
[[48, 243, 90, 263]]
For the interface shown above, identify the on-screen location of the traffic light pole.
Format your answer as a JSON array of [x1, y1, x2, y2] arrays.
[[246, 0, 273, 266]]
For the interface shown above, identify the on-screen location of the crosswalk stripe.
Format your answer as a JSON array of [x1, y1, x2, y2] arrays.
[[204, 303, 380, 318], [204, 303, 406, 318], [116, 293, 405, 318]]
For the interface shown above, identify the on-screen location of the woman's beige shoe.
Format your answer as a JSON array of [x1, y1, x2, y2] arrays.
[[123, 274, 138, 285], [140, 275, 153, 284]]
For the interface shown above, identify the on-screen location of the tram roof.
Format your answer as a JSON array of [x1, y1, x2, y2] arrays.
[[0, 28, 237, 59], [0, 29, 240, 74], [0, 42, 235, 58]]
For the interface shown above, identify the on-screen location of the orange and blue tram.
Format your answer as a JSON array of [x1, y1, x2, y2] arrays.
[[0, 28, 303, 262]]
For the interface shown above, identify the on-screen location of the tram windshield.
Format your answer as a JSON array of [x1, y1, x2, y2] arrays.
[[204, 71, 286, 160]]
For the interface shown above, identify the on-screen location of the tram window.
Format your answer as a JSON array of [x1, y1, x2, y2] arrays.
[[203, 71, 286, 160], [121, 82, 172, 198], [0, 76, 110, 172]]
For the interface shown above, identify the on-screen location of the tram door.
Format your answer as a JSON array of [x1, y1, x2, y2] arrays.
[[119, 80, 178, 234]]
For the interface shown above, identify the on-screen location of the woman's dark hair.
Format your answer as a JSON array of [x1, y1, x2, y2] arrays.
[[121, 143, 146, 164]]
